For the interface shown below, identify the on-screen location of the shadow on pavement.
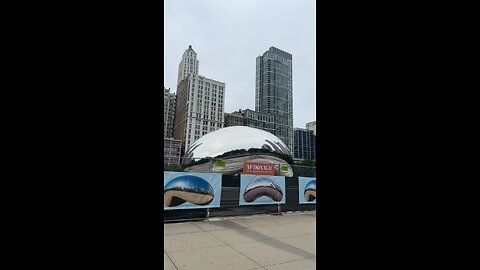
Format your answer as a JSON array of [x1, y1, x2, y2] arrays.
[[198, 218, 316, 261]]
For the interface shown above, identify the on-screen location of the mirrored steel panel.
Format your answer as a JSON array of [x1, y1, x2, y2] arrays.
[[183, 126, 294, 176]]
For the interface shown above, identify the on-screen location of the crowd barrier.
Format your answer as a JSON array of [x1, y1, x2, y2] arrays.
[[164, 173, 316, 222]]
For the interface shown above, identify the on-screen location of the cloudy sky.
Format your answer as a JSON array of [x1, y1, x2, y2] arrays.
[[164, 0, 315, 128]]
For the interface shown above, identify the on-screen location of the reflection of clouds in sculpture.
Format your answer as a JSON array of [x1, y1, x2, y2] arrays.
[[304, 180, 316, 201], [183, 143, 202, 161], [243, 177, 283, 202], [264, 139, 290, 156], [164, 175, 214, 207], [183, 126, 294, 176]]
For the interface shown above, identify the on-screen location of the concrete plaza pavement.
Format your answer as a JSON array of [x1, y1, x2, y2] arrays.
[[164, 211, 316, 270]]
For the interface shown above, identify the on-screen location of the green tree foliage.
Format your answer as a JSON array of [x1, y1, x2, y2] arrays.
[[300, 159, 316, 167], [292, 165, 316, 177], [164, 164, 183, 172]]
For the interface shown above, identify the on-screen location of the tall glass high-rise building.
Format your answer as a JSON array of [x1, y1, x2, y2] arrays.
[[255, 47, 293, 151], [293, 128, 316, 160]]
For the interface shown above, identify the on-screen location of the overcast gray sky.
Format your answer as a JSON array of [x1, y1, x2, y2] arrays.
[[164, 0, 316, 128]]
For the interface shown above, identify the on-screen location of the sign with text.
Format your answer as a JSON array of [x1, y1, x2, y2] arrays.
[[243, 162, 275, 176]]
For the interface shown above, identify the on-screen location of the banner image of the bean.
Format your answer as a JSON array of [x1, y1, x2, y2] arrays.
[[239, 175, 286, 205], [298, 177, 316, 204], [164, 172, 222, 210]]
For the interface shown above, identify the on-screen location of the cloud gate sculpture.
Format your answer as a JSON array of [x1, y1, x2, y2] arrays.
[[182, 126, 294, 177]]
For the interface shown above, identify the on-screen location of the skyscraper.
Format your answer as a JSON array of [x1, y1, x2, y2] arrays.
[[223, 109, 276, 135], [224, 110, 244, 127], [177, 45, 199, 86], [174, 46, 226, 154], [306, 121, 316, 135], [293, 128, 316, 160], [174, 73, 225, 154], [164, 138, 182, 165], [243, 109, 276, 135], [256, 46, 293, 151], [164, 87, 176, 138]]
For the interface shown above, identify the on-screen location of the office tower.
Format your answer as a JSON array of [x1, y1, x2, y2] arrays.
[[224, 110, 244, 127], [224, 109, 277, 136], [164, 87, 176, 138], [243, 109, 276, 135], [293, 128, 316, 159], [177, 45, 199, 86], [173, 73, 225, 153], [164, 138, 182, 165], [256, 46, 293, 151], [306, 121, 316, 135]]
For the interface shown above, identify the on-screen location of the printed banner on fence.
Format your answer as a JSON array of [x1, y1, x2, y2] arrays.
[[239, 174, 286, 205], [164, 172, 222, 210], [298, 177, 316, 204], [243, 162, 275, 176]]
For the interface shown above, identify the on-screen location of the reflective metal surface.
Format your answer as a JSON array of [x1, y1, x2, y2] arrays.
[[164, 175, 214, 207], [243, 177, 283, 202], [304, 180, 316, 201], [183, 126, 294, 176]]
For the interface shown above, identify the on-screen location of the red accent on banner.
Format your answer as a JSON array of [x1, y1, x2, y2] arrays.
[[243, 162, 275, 176]]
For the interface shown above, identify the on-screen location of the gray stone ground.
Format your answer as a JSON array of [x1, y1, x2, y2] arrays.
[[164, 211, 316, 270]]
